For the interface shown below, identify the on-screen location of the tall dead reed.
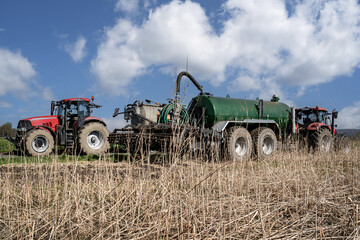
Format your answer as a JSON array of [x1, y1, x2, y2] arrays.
[[0, 139, 359, 239]]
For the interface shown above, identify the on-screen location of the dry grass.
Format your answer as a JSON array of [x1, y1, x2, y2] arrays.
[[0, 143, 359, 239]]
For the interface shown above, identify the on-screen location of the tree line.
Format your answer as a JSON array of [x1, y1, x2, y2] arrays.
[[0, 123, 17, 137]]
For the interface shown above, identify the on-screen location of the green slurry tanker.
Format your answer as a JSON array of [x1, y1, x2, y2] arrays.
[[110, 72, 344, 159]]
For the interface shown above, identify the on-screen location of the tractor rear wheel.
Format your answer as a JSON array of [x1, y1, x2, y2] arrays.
[[224, 127, 252, 161], [77, 122, 110, 155], [313, 128, 333, 153], [251, 127, 277, 159], [25, 129, 54, 156]]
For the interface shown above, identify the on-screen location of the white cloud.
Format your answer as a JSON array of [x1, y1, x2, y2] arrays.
[[102, 116, 127, 132], [92, 0, 360, 99], [337, 101, 360, 129], [115, 0, 139, 13], [64, 36, 87, 62], [0, 48, 36, 96], [41, 87, 55, 101], [0, 28, 4, 32], [0, 101, 11, 108], [229, 76, 260, 92]]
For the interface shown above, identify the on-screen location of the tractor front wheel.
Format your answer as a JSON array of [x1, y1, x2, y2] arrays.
[[313, 128, 333, 153], [77, 122, 110, 155], [25, 129, 54, 156]]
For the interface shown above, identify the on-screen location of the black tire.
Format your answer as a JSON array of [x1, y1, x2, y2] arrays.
[[77, 122, 110, 155], [25, 129, 54, 156], [224, 127, 252, 161], [312, 128, 333, 153], [251, 127, 277, 159]]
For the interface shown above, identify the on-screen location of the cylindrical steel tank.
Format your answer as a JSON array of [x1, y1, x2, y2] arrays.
[[188, 95, 291, 131]]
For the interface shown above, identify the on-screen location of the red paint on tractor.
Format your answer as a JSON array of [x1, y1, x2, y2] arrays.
[[60, 98, 90, 103], [306, 122, 330, 131], [24, 115, 60, 132]]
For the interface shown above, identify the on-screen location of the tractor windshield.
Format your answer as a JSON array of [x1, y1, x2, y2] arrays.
[[297, 109, 331, 126], [301, 112, 317, 126], [53, 100, 91, 118]]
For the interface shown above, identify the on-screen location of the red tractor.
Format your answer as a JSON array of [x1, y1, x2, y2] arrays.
[[9, 97, 110, 156], [295, 106, 338, 152]]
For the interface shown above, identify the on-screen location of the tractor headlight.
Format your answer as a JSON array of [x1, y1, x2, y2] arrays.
[[17, 127, 27, 132]]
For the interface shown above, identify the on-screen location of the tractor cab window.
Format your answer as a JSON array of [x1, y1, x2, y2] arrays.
[[78, 101, 90, 118], [67, 102, 78, 116], [55, 105, 65, 117], [297, 111, 317, 126], [318, 111, 331, 125], [319, 112, 327, 124], [297, 110, 331, 126]]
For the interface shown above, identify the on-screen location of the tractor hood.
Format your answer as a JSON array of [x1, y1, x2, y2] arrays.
[[19, 115, 59, 132]]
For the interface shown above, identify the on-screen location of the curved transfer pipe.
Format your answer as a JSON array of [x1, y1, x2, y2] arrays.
[[175, 71, 203, 101]]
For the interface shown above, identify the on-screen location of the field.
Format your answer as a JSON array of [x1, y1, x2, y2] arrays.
[[0, 144, 359, 239]]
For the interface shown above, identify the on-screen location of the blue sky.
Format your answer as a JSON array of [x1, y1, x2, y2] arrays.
[[1, 0, 360, 130]]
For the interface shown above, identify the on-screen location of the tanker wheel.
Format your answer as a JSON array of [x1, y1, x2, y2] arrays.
[[224, 127, 252, 161], [25, 129, 54, 156], [251, 127, 277, 159], [313, 128, 333, 153], [77, 122, 110, 155]]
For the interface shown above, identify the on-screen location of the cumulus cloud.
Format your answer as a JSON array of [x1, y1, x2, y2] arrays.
[[115, 0, 139, 13], [0, 48, 36, 96], [102, 116, 127, 132], [337, 101, 360, 129], [41, 87, 55, 101], [0, 101, 11, 108], [229, 76, 261, 92], [92, 0, 360, 99], [64, 36, 87, 62]]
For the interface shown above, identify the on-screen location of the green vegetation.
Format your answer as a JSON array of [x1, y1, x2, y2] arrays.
[[0, 138, 16, 153], [0, 153, 104, 165], [0, 122, 16, 137]]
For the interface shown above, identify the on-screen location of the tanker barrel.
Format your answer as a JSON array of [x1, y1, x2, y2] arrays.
[[175, 71, 203, 101]]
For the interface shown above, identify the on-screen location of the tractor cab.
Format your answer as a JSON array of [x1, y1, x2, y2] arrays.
[[296, 106, 338, 135], [51, 97, 101, 130], [9, 96, 109, 156]]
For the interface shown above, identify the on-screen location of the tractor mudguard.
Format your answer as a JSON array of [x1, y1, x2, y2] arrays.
[[32, 125, 57, 139]]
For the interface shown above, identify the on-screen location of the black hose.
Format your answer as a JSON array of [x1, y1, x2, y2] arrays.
[[175, 71, 203, 99]]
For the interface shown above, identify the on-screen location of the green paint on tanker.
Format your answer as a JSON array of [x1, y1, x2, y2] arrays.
[[189, 95, 291, 131]]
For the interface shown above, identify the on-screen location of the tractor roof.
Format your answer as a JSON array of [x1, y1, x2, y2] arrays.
[[296, 106, 328, 112], [58, 98, 91, 103]]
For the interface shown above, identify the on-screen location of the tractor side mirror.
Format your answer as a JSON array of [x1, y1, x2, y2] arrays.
[[66, 100, 72, 109], [332, 111, 338, 119], [51, 101, 55, 115]]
